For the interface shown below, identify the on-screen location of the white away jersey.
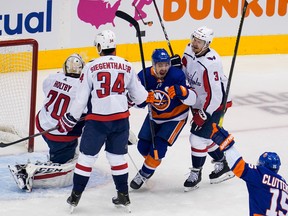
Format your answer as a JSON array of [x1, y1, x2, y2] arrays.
[[37, 72, 80, 136], [182, 45, 230, 115], [69, 55, 148, 121]]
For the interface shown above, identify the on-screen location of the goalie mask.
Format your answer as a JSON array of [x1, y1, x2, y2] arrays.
[[152, 48, 171, 80], [257, 152, 281, 173], [94, 30, 116, 54], [191, 26, 214, 56], [63, 54, 85, 78]]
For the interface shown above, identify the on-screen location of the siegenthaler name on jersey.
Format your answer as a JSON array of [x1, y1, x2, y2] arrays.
[[90, 62, 131, 73]]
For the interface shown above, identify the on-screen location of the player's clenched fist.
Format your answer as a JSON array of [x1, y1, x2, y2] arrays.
[[146, 91, 155, 103], [57, 113, 77, 133], [167, 85, 188, 100]]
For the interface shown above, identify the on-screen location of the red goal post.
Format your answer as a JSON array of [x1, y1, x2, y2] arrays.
[[0, 38, 38, 152]]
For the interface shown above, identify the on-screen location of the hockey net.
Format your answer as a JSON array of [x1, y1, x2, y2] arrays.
[[0, 38, 38, 152]]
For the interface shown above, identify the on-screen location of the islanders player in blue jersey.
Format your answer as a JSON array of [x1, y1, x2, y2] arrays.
[[211, 123, 287, 216], [130, 48, 197, 189]]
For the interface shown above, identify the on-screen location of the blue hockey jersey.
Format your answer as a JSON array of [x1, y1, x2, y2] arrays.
[[137, 66, 196, 123], [228, 148, 288, 216]]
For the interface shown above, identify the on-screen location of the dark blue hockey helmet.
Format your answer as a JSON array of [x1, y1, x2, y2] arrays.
[[258, 152, 281, 173], [152, 48, 170, 65]]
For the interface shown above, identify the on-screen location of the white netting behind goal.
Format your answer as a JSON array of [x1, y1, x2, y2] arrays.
[[0, 37, 38, 150]]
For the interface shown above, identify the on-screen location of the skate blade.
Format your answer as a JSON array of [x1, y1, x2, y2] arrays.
[[184, 185, 199, 192], [69, 205, 76, 214], [210, 171, 235, 184], [114, 204, 131, 213]]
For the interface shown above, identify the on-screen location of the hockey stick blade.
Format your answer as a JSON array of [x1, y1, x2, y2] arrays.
[[116, 11, 145, 37], [0, 126, 58, 148], [116, 10, 140, 33], [132, 3, 153, 26]]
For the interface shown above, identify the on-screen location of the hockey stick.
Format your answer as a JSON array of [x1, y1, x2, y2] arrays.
[[152, 0, 174, 56], [0, 126, 58, 148], [0, 116, 86, 148], [219, 0, 249, 126], [115, 10, 159, 160], [132, 2, 153, 26]]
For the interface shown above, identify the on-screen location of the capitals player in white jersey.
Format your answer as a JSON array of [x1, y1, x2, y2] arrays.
[[129, 48, 197, 190], [8, 54, 85, 192], [57, 30, 149, 211], [181, 26, 234, 191], [211, 123, 287, 216]]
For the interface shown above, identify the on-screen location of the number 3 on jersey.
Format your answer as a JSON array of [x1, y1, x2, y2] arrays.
[[96, 72, 125, 98]]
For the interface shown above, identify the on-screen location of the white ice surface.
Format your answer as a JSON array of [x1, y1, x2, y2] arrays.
[[0, 54, 287, 216]]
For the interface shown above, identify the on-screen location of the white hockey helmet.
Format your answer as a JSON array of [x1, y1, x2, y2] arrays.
[[94, 30, 116, 54], [63, 53, 85, 78], [191, 26, 214, 45]]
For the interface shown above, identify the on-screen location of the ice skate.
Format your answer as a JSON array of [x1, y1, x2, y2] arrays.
[[67, 190, 82, 213], [130, 170, 152, 190], [112, 191, 131, 213], [184, 168, 202, 192], [209, 158, 234, 184]]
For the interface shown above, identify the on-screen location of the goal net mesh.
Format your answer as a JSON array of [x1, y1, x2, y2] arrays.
[[0, 37, 38, 151]]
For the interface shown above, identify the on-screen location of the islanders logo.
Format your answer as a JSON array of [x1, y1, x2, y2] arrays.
[[151, 89, 171, 111]]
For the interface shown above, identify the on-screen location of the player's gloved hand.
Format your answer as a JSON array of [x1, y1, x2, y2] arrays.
[[170, 54, 182, 69], [127, 93, 135, 108], [146, 91, 155, 104], [191, 109, 210, 131], [57, 113, 77, 133], [167, 85, 188, 100], [128, 130, 138, 145], [210, 123, 235, 151]]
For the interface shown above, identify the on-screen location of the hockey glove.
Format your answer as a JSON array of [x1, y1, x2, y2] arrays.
[[170, 54, 182, 69], [127, 93, 135, 108], [210, 123, 235, 151], [167, 85, 188, 100], [146, 91, 155, 104], [128, 130, 138, 145], [57, 113, 77, 133], [191, 109, 210, 131]]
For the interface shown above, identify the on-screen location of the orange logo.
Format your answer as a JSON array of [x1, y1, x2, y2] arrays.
[[151, 90, 171, 111], [163, 0, 287, 21]]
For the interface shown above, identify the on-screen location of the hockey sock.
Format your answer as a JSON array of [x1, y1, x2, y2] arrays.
[[112, 173, 129, 193], [208, 148, 224, 161]]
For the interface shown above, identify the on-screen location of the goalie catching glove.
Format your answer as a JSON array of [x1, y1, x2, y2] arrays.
[[167, 85, 188, 100], [57, 113, 78, 133], [210, 123, 235, 151]]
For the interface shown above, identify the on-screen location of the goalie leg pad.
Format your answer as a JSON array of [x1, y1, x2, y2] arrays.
[[32, 160, 76, 188], [9, 158, 77, 192]]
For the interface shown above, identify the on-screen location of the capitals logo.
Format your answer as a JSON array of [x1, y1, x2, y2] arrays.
[[151, 89, 171, 111]]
